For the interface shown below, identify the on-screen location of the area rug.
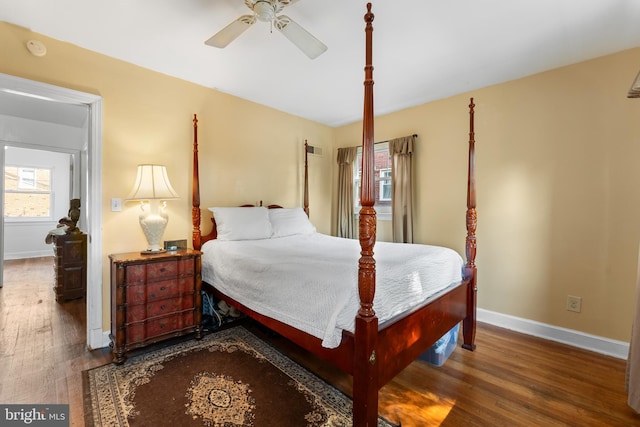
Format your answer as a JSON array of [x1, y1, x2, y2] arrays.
[[83, 326, 395, 426]]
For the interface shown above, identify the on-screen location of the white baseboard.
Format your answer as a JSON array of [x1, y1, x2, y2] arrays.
[[89, 309, 630, 359], [85, 328, 111, 351], [99, 330, 111, 350], [4, 250, 52, 260], [477, 308, 630, 360]]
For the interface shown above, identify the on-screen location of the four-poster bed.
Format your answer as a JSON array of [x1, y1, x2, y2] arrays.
[[191, 3, 477, 426]]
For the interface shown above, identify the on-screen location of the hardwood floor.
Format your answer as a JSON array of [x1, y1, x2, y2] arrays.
[[251, 319, 640, 426], [1, 257, 639, 426], [0, 257, 110, 426]]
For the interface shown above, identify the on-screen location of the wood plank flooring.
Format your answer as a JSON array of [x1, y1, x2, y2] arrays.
[[0, 257, 111, 426], [253, 320, 640, 427], [1, 257, 639, 426]]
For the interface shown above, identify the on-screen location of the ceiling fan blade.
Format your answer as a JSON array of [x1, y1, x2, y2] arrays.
[[205, 15, 256, 48], [274, 15, 327, 59]]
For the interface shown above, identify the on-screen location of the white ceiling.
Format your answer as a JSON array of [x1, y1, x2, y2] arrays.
[[1, 0, 640, 127]]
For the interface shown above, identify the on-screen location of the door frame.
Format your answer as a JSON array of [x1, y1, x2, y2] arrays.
[[0, 73, 104, 349]]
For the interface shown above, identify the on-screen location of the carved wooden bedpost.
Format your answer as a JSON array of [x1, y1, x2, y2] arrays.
[[354, 3, 379, 426], [304, 140, 309, 217], [192, 114, 202, 251], [462, 98, 478, 351]]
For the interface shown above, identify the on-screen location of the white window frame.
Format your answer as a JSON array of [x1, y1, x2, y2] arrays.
[[353, 142, 392, 221]]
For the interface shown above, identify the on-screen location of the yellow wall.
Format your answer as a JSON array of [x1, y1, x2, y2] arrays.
[[0, 22, 335, 332], [334, 47, 640, 342]]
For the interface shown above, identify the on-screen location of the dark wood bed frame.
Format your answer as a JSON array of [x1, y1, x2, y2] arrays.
[[191, 4, 477, 426]]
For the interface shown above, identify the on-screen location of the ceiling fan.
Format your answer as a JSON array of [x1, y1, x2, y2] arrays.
[[205, 0, 327, 59]]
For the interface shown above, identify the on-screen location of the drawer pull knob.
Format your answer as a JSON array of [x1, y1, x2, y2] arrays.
[[160, 305, 166, 310], [160, 287, 166, 291]]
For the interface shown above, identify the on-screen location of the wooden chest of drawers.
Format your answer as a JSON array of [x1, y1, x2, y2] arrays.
[[109, 250, 202, 364], [52, 232, 87, 302]]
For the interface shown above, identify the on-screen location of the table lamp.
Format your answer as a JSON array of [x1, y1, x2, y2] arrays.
[[126, 164, 179, 254]]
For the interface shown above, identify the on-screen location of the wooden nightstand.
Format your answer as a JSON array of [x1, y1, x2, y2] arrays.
[[109, 249, 203, 364]]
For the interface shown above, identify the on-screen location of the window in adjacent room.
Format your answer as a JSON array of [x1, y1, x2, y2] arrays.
[[353, 141, 392, 220], [4, 166, 53, 219]]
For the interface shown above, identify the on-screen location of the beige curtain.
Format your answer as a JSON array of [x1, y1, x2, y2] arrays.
[[389, 135, 415, 243], [627, 243, 640, 413], [336, 147, 358, 239]]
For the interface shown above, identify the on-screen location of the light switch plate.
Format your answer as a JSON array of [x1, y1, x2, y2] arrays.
[[111, 198, 122, 212]]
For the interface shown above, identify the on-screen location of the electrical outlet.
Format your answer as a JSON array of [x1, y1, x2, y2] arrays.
[[566, 295, 582, 313]]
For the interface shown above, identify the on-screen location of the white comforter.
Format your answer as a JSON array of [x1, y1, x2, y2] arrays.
[[201, 233, 464, 348]]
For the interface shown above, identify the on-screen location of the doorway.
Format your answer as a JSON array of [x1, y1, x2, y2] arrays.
[[0, 73, 104, 349]]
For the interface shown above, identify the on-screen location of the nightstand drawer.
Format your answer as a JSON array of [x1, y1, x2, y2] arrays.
[[123, 258, 196, 284], [124, 260, 178, 282], [126, 311, 195, 344], [125, 277, 194, 304], [126, 295, 195, 322]]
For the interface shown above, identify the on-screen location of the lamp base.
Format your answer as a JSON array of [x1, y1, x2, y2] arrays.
[[138, 201, 169, 255]]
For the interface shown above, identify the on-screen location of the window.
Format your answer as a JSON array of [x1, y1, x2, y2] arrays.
[[4, 165, 53, 219], [353, 142, 392, 219], [18, 168, 37, 189], [379, 168, 391, 201]]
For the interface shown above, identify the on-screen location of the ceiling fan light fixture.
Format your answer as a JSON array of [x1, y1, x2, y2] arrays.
[[206, 0, 326, 59], [254, 1, 275, 22]]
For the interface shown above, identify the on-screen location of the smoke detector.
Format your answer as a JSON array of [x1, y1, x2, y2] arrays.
[[26, 40, 47, 57]]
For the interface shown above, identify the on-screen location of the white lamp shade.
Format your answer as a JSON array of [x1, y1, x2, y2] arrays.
[[126, 164, 179, 201]]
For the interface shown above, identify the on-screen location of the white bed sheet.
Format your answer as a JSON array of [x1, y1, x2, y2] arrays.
[[201, 233, 464, 348]]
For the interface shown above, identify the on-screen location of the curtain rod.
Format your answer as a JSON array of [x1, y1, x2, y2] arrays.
[[341, 134, 418, 150], [373, 133, 418, 145]]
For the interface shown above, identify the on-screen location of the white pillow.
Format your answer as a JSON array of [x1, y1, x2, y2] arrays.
[[208, 207, 272, 241], [268, 208, 316, 238]]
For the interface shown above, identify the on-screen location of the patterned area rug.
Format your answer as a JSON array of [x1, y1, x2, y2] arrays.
[[83, 326, 395, 426]]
